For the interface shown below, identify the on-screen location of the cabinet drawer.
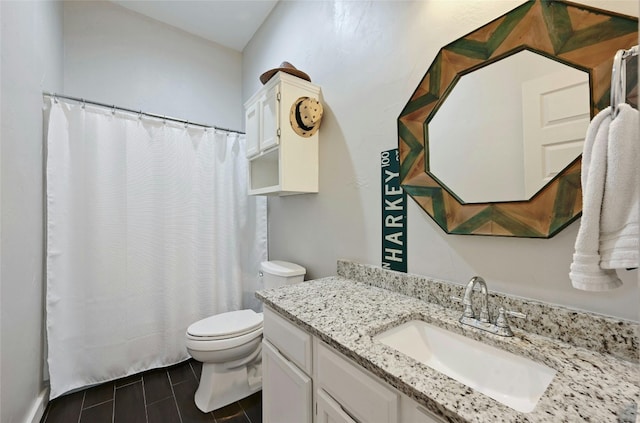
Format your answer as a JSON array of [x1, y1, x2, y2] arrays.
[[316, 341, 399, 423], [263, 307, 312, 374]]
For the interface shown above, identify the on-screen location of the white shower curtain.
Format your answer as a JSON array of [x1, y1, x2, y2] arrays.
[[44, 98, 267, 399]]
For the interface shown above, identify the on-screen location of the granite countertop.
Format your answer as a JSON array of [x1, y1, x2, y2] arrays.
[[256, 276, 639, 423]]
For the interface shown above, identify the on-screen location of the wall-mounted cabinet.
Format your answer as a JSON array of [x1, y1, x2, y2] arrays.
[[244, 72, 320, 196]]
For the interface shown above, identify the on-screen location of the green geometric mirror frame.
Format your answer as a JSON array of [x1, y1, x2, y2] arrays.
[[398, 0, 638, 238]]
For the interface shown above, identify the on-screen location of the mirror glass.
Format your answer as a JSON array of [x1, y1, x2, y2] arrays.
[[428, 51, 589, 203]]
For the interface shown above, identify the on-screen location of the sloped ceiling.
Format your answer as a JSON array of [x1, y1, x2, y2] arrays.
[[111, 0, 278, 51]]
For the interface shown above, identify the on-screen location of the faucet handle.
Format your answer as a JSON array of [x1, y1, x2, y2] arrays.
[[494, 308, 514, 336], [496, 307, 527, 329], [450, 296, 463, 304], [495, 308, 509, 328], [505, 309, 527, 320]]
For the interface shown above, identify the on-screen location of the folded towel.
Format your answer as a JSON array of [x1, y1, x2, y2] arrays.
[[600, 103, 638, 269], [569, 106, 622, 291]]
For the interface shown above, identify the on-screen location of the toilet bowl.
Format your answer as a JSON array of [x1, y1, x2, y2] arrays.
[[185, 260, 306, 412], [186, 309, 264, 412]]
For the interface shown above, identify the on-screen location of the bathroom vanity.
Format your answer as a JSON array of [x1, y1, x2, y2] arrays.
[[257, 261, 639, 423], [262, 306, 442, 423]]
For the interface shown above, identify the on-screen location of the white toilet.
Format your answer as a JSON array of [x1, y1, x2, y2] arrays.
[[185, 260, 306, 412]]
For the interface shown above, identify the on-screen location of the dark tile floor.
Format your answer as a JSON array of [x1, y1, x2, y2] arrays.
[[40, 359, 262, 423]]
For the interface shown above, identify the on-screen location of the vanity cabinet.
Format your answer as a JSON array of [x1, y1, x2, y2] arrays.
[[244, 72, 320, 196], [262, 341, 312, 423], [400, 397, 447, 423], [262, 307, 313, 423], [315, 340, 399, 423], [262, 306, 446, 423], [315, 388, 357, 423]]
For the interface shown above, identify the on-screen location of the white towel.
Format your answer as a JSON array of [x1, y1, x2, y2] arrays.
[[570, 107, 620, 291], [570, 104, 639, 291], [600, 103, 639, 269]]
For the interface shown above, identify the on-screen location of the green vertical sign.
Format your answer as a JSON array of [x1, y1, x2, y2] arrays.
[[381, 148, 407, 272]]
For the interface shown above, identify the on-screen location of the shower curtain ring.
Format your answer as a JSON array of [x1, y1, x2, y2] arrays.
[[138, 110, 143, 120], [185, 120, 189, 128], [81, 99, 86, 109], [111, 105, 116, 115]]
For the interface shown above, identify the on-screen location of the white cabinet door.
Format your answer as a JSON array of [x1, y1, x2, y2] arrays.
[[316, 389, 358, 423], [400, 395, 447, 423], [245, 99, 260, 159], [260, 85, 280, 152], [263, 340, 312, 423], [414, 405, 447, 423]]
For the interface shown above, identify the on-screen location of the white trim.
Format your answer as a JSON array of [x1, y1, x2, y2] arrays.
[[25, 386, 49, 423]]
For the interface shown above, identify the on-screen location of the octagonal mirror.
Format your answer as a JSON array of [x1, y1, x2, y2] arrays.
[[429, 50, 590, 204], [398, 0, 638, 237]]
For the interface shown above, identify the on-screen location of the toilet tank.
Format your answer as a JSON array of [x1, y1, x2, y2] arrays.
[[261, 260, 306, 289]]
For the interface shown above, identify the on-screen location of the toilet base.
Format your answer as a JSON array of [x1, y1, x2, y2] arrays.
[[194, 361, 262, 413]]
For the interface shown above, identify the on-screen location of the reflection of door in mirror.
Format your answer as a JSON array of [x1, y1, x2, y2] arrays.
[[522, 68, 590, 199], [428, 51, 589, 204]]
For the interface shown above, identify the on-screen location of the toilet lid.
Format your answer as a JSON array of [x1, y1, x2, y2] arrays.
[[187, 309, 263, 339]]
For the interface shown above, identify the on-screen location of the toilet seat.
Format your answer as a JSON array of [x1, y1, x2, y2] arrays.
[[186, 309, 264, 351], [186, 326, 263, 351], [187, 309, 263, 340]]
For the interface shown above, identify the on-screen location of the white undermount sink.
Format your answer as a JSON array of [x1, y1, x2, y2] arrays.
[[373, 320, 556, 413]]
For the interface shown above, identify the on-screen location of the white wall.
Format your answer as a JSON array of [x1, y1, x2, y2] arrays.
[[0, 1, 64, 422], [243, 0, 639, 321], [63, 1, 243, 131]]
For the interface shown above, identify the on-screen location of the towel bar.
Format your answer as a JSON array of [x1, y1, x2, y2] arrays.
[[610, 45, 638, 119]]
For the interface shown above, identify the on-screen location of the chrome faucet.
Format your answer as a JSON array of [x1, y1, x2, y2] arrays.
[[461, 276, 490, 323], [453, 276, 525, 337]]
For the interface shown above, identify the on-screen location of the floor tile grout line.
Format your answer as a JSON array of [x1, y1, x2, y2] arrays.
[[240, 404, 251, 423], [242, 395, 261, 423], [112, 383, 116, 423], [145, 395, 175, 407], [188, 360, 199, 381], [141, 375, 149, 423], [82, 397, 114, 411], [77, 391, 86, 423], [113, 383, 118, 423], [115, 378, 142, 389], [166, 369, 184, 423]]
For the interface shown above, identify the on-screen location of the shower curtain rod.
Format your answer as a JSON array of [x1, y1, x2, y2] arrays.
[[43, 92, 245, 134]]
